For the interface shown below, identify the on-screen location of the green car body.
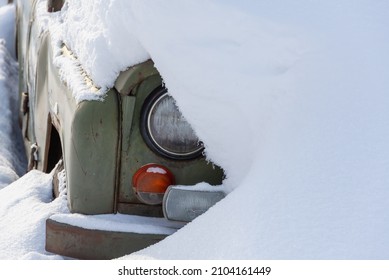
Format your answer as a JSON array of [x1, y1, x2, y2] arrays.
[[16, 0, 224, 220], [18, 0, 223, 216]]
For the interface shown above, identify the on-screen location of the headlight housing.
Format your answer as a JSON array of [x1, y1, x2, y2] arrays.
[[140, 86, 204, 160]]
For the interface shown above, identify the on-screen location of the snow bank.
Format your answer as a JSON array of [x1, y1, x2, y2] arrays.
[[121, 1, 388, 259], [0, 170, 67, 259], [0, 40, 26, 189], [0, 4, 16, 58]]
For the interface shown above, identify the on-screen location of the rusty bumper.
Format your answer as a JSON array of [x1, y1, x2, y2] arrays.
[[46, 218, 167, 259]]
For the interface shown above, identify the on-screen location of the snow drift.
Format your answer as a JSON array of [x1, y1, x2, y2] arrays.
[[0, 2, 26, 188]]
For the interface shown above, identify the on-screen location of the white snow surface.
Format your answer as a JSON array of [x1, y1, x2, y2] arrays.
[[0, 4, 15, 58], [50, 213, 184, 235], [0, 0, 389, 259], [0, 4, 25, 189], [0, 170, 68, 259], [146, 167, 167, 175], [173, 182, 226, 193]]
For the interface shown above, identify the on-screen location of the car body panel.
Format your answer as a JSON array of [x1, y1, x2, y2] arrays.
[[46, 41, 120, 214]]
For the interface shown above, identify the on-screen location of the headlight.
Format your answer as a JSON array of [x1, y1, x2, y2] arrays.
[[141, 86, 204, 160]]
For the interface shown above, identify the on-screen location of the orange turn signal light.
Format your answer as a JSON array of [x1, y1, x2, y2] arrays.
[[132, 164, 175, 205]]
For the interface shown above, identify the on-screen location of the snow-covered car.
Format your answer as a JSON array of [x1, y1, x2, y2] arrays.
[[16, 0, 224, 259]]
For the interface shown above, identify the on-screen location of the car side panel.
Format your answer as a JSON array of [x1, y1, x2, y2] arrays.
[[46, 41, 120, 214], [32, 32, 51, 171], [66, 92, 119, 214]]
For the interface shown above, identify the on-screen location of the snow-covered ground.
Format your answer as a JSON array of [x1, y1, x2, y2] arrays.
[[0, 3, 25, 189], [1, 0, 389, 259]]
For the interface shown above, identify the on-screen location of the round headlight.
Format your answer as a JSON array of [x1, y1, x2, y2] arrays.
[[141, 86, 204, 160]]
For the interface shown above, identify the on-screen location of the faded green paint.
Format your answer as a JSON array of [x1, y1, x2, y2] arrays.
[[43, 40, 120, 214], [66, 91, 119, 214], [114, 59, 158, 96]]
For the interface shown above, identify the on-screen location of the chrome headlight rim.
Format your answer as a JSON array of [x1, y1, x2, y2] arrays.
[[140, 86, 204, 160]]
